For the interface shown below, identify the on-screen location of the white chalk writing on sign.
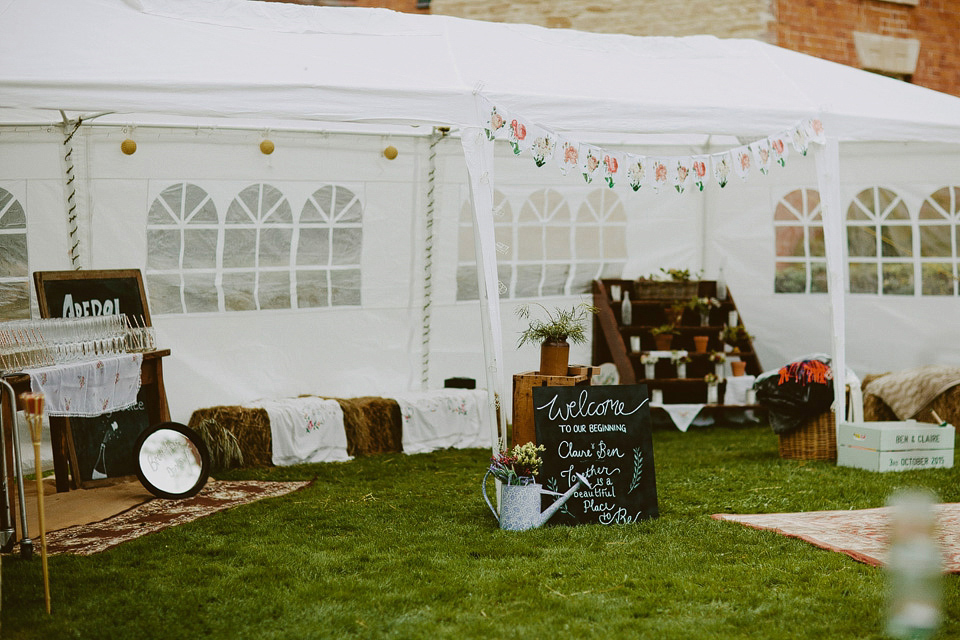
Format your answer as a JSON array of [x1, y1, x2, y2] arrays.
[[62, 294, 122, 317]]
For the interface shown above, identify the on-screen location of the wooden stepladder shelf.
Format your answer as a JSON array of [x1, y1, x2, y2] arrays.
[[512, 367, 597, 446]]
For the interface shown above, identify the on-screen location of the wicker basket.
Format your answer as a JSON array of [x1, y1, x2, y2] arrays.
[[777, 409, 837, 461]]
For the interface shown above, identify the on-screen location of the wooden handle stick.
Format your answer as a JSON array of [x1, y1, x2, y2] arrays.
[[21, 392, 50, 614]]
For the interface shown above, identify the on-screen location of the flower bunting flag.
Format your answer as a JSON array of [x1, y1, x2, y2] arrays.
[[556, 138, 579, 176], [691, 156, 709, 192], [674, 158, 692, 194], [477, 95, 824, 196], [651, 157, 670, 193], [602, 151, 621, 189], [751, 139, 772, 175], [626, 154, 647, 191], [580, 144, 603, 184], [733, 147, 752, 180], [712, 152, 732, 189]]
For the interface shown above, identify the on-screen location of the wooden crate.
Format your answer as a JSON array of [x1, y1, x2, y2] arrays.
[[512, 367, 594, 446]]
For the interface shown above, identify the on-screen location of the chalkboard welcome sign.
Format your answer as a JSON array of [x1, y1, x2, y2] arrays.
[[534, 384, 658, 526]]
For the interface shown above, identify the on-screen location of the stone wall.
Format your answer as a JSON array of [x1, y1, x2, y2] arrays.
[[431, 0, 773, 39]]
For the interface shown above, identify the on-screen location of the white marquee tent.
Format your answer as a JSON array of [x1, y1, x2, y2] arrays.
[[3, 0, 960, 447]]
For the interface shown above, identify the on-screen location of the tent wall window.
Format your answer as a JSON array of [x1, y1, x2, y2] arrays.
[[146, 182, 364, 314], [0, 187, 30, 320], [774, 188, 827, 294], [456, 187, 625, 301]]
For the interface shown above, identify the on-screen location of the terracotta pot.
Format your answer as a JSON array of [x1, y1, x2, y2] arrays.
[[693, 335, 709, 353], [653, 333, 674, 350], [730, 360, 747, 377], [539, 338, 570, 376]]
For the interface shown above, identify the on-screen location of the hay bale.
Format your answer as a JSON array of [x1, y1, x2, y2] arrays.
[[188, 406, 272, 467], [333, 396, 402, 456], [862, 372, 960, 425]]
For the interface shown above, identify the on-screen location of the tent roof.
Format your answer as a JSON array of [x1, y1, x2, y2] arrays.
[[2, 0, 960, 143]]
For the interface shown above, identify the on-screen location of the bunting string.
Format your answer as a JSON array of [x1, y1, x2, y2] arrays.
[[479, 95, 825, 194]]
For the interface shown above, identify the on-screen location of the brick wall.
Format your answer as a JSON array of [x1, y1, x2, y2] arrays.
[[775, 0, 960, 96], [433, 0, 959, 97], [431, 0, 773, 38]]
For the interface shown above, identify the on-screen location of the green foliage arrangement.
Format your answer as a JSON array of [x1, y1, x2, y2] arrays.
[[650, 323, 679, 336], [515, 302, 598, 347], [488, 442, 546, 485]]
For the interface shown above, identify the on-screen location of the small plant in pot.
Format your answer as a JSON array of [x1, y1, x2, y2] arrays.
[[650, 324, 679, 350], [687, 296, 720, 326], [720, 324, 753, 353], [516, 302, 598, 376]]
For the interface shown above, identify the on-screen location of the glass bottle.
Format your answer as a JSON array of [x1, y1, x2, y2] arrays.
[[621, 290, 632, 326]]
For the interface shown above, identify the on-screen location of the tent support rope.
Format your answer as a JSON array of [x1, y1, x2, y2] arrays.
[[59, 112, 83, 270], [421, 127, 448, 388]]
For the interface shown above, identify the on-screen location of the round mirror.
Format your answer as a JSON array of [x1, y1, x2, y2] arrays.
[[134, 422, 210, 499]]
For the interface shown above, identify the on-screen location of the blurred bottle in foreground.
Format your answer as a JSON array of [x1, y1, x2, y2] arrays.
[[886, 488, 943, 639]]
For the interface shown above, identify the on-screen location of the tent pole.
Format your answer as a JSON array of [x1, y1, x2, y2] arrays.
[[814, 135, 848, 437], [460, 127, 508, 456]]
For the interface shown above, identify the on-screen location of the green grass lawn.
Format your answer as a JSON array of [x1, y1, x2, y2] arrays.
[[2, 421, 958, 639]]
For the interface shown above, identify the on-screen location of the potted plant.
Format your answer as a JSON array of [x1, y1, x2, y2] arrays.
[[665, 301, 686, 326], [692, 334, 710, 353], [720, 324, 753, 353], [650, 324, 679, 350], [516, 302, 598, 376], [687, 296, 720, 326]]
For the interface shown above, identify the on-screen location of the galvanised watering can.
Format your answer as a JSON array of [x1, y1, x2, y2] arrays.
[[482, 471, 591, 531]]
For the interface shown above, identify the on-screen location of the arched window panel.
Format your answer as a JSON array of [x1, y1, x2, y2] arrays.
[[298, 185, 363, 308], [773, 188, 825, 294], [222, 228, 257, 268], [146, 183, 219, 314], [846, 187, 912, 295], [0, 188, 29, 319]]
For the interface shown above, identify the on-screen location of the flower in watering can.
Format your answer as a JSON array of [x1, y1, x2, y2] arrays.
[[488, 442, 545, 486]]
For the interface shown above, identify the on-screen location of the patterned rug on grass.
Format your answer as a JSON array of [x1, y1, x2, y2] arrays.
[[38, 480, 311, 556], [713, 503, 960, 572]]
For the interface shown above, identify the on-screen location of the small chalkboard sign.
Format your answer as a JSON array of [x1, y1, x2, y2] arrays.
[[534, 384, 658, 526], [66, 395, 151, 484], [34, 269, 151, 325]]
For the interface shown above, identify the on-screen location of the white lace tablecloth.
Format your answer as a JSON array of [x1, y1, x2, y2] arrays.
[[248, 396, 351, 466], [393, 388, 491, 454], [28, 353, 142, 417]]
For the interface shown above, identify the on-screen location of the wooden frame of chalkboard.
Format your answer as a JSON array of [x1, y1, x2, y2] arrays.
[[33, 269, 156, 488], [34, 268, 152, 326]]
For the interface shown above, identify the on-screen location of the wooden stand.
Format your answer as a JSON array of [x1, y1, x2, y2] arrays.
[[592, 278, 763, 409], [512, 367, 596, 446]]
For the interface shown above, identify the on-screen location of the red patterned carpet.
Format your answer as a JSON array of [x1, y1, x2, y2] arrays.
[[35, 480, 310, 556], [713, 503, 960, 572]]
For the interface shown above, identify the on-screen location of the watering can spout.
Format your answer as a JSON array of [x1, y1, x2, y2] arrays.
[[539, 473, 591, 527]]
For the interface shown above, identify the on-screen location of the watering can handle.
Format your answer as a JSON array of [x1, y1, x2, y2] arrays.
[[481, 470, 499, 522]]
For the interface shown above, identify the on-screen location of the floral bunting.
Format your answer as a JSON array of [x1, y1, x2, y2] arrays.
[[674, 158, 691, 194], [580, 144, 603, 184], [626, 155, 647, 191], [556, 139, 579, 176], [479, 98, 824, 195], [602, 151, 621, 188], [713, 152, 732, 189], [733, 148, 752, 180]]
